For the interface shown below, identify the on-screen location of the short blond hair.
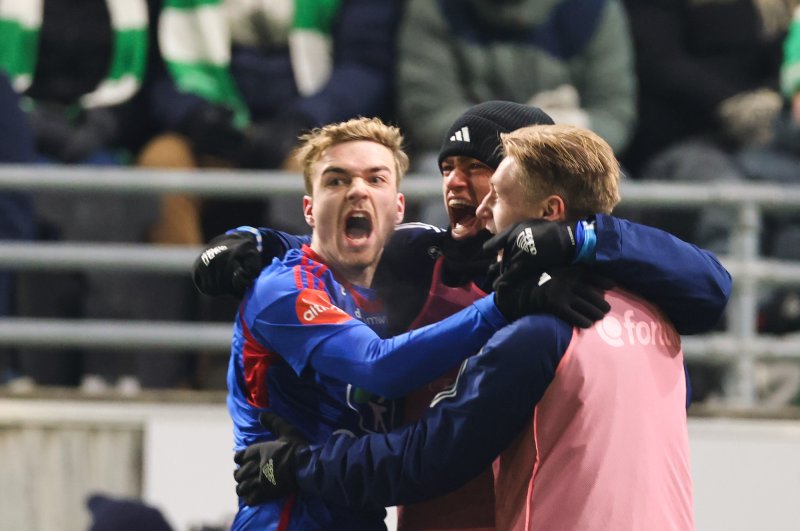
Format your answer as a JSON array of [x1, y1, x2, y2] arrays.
[[500, 124, 621, 219], [294, 117, 409, 194]]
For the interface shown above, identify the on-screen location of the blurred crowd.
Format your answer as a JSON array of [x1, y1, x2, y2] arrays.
[[0, 0, 799, 401]]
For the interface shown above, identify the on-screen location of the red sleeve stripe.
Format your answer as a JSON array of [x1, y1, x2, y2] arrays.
[[293, 264, 306, 290], [293, 263, 325, 291], [277, 493, 296, 530], [299, 256, 318, 289], [240, 314, 279, 408]]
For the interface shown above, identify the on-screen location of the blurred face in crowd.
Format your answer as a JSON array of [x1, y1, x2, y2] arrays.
[[440, 156, 494, 241], [303, 140, 405, 287]]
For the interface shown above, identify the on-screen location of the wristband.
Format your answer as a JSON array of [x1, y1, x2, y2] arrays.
[[573, 220, 596, 263]]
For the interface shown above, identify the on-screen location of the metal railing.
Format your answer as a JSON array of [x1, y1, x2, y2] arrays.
[[1, 164, 800, 406]]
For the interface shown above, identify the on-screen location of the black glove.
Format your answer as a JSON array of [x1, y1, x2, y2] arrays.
[[493, 266, 613, 327], [192, 231, 263, 297], [233, 412, 309, 506], [180, 103, 245, 162], [483, 219, 578, 282]]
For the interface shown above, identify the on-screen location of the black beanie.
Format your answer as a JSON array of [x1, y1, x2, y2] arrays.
[[438, 101, 555, 170]]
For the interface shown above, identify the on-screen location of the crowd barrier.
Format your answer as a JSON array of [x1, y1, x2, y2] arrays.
[[2, 164, 800, 406]]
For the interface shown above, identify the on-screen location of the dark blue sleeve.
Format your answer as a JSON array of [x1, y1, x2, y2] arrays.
[[593, 214, 732, 334], [293, 316, 572, 507], [228, 226, 309, 263], [258, 228, 310, 261]]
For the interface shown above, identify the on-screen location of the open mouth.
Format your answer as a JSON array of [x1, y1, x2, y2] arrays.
[[345, 213, 373, 243], [448, 200, 479, 237]]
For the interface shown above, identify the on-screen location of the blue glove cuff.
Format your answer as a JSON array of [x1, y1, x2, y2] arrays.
[[573, 220, 596, 263], [228, 225, 263, 254]]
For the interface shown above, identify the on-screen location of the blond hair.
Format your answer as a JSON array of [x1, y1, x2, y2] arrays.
[[294, 117, 409, 194], [500, 124, 621, 219]]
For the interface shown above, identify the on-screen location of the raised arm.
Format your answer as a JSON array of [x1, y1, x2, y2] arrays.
[[235, 316, 569, 507], [487, 216, 732, 335], [249, 282, 508, 398], [192, 227, 309, 297], [592, 214, 731, 334]]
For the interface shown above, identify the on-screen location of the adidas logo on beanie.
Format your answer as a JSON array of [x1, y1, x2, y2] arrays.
[[438, 101, 554, 170]]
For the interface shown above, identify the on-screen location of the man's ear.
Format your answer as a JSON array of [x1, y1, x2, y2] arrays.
[[395, 193, 406, 224], [541, 195, 566, 221], [302, 195, 315, 228]]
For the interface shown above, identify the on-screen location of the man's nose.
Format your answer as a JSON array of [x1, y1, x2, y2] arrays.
[[476, 193, 492, 220], [347, 177, 369, 199], [444, 168, 469, 190]]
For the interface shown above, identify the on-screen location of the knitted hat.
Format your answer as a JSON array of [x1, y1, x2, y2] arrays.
[[438, 101, 555, 170]]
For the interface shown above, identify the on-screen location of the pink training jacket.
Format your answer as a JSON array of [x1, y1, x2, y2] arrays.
[[493, 288, 694, 531]]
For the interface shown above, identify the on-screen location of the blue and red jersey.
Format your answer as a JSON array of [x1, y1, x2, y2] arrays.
[[226, 245, 507, 530]]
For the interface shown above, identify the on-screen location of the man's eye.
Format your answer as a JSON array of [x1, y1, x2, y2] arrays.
[[369, 175, 386, 184], [327, 178, 344, 186]]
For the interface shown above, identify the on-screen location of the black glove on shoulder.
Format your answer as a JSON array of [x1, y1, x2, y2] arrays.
[[494, 265, 613, 328], [233, 412, 309, 506], [483, 219, 578, 282], [192, 231, 263, 297]]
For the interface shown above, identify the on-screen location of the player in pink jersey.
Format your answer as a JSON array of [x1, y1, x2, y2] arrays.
[[234, 124, 708, 530]]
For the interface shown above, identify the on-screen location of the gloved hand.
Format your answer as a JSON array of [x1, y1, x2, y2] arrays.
[[192, 231, 263, 297], [493, 266, 613, 327], [233, 412, 309, 506], [483, 219, 578, 282], [180, 103, 245, 162], [717, 88, 782, 147]]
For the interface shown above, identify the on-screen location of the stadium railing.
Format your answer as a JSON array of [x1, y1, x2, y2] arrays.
[[1, 164, 800, 407]]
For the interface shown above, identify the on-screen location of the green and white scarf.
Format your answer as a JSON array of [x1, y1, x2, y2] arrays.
[[160, 0, 339, 128], [0, 0, 149, 108]]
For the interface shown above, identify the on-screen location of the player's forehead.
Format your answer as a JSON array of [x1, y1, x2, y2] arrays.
[[313, 141, 396, 179], [492, 157, 518, 190]]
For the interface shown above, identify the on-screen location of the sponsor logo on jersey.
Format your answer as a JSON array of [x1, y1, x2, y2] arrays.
[[295, 289, 352, 325], [595, 310, 678, 347]]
